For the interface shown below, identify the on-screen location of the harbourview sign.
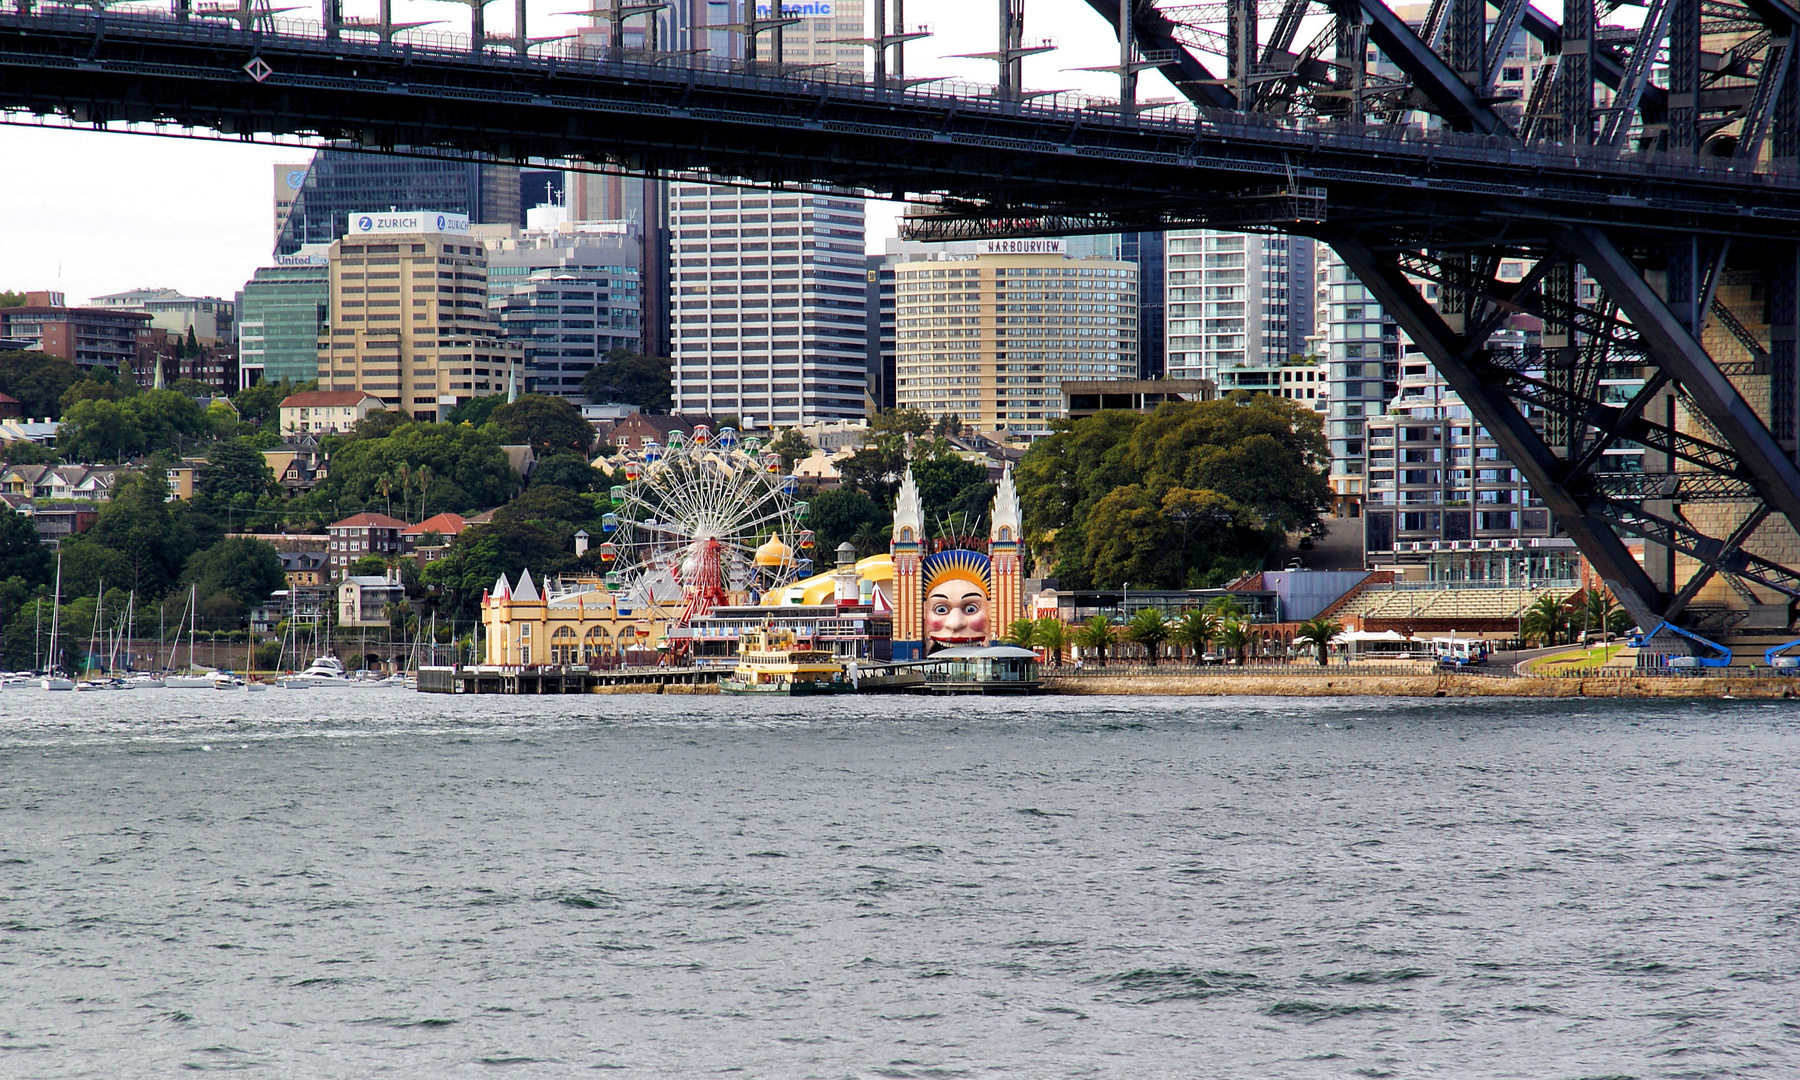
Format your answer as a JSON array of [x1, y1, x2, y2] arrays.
[[978, 239, 1066, 255]]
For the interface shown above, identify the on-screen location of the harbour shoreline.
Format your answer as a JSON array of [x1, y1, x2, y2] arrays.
[[1042, 672, 1800, 698]]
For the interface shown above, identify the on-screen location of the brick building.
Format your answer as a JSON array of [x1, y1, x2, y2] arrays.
[[0, 291, 153, 371]]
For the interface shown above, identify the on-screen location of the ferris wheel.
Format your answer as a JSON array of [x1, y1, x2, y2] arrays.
[[597, 426, 813, 621]]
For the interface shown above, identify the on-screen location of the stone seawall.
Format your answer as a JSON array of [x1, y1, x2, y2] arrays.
[[591, 682, 720, 694], [1042, 673, 1800, 699]]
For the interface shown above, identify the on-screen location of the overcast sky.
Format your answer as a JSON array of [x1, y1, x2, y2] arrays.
[[0, 0, 1174, 306]]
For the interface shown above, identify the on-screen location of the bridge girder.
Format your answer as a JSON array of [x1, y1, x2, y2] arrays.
[[1, 3, 1798, 629]]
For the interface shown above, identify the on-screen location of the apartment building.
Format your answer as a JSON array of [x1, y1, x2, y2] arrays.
[[1165, 231, 1314, 384], [893, 243, 1139, 441]]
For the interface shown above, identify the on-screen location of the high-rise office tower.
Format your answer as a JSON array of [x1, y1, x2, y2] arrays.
[[565, 171, 670, 358], [479, 217, 644, 397], [892, 242, 1139, 440], [276, 151, 522, 255], [668, 185, 868, 426], [318, 211, 520, 420], [1122, 232, 1166, 378], [1164, 230, 1314, 384], [865, 254, 896, 411], [237, 261, 330, 387]]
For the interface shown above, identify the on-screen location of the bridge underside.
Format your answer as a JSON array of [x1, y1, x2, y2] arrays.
[[2, 1, 1799, 631]]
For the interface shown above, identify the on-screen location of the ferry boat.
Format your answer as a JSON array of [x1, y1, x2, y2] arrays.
[[718, 625, 853, 696]]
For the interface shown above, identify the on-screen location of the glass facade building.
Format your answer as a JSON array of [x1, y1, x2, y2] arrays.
[[276, 151, 521, 255], [237, 264, 330, 387], [483, 222, 644, 398]]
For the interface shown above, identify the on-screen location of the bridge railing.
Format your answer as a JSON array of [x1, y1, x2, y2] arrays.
[[14, 4, 1800, 192]]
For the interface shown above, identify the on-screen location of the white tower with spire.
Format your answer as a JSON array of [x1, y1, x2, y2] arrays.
[[989, 464, 1024, 633], [890, 466, 926, 659]]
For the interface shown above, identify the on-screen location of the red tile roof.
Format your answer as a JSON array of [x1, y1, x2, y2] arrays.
[[328, 512, 411, 530], [402, 512, 470, 537]]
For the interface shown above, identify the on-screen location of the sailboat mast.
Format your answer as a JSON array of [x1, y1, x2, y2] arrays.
[[47, 549, 62, 673]]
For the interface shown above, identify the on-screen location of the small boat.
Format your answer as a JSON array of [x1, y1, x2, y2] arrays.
[[165, 673, 220, 689], [286, 657, 350, 684], [719, 623, 852, 696], [74, 680, 103, 692], [40, 675, 74, 691], [129, 674, 166, 689]]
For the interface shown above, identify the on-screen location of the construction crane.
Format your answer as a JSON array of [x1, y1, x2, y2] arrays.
[[1627, 622, 1733, 670]]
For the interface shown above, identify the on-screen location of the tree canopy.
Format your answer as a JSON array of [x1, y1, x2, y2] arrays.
[[57, 390, 208, 462], [0, 351, 81, 420], [488, 394, 593, 456], [580, 349, 673, 414], [1015, 396, 1329, 589]]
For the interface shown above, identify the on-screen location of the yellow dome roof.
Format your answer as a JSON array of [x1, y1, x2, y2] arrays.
[[754, 537, 794, 567]]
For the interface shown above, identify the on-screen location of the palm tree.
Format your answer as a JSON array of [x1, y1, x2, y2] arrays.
[[1172, 609, 1219, 665], [1127, 608, 1170, 666], [375, 472, 395, 517], [1034, 617, 1067, 667], [851, 521, 888, 558], [415, 464, 434, 521], [1004, 618, 1039, 650], [1521, 592, 1571, 647], [1073, 615, 1116, 667], [1295, 616, 1342, 666], [1216, 617, 1255, 665], [1204, 594, 1246, 620]]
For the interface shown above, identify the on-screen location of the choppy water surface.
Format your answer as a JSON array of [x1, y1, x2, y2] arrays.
[[1, 690, 1797, 1078]]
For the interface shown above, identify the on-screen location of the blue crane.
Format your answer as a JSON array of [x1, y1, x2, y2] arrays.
[[1763, 637, 1800, 673], [1627, 622, 1733, 670]]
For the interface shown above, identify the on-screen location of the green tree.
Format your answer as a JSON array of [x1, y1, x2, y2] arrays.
[[198, 438, 275, 500], [1521, 592, 1572, 647], [348, 409, 409, 441], [1073, 614, 1116, 667], [869, 407, 932, 439], [0, 351, 81, 419], [1295, 616, 1342, 666], [347, 555, 391, 578], [56, 399, 143, 461], [321, 420, 515, 515], [911, 455, 991, 534], [580, 349, 673, 414], [59, 377, 124, 413], [422, 518, 579, 623], [491, 484, 604, 538], [1126, 607, 1169, 666], [1171, 609, 1219, 664], [1015, 398, 1328, 589], [3, 440, 57, 466], [489, 395, 594, 456], [445, 394, 506, 428], [0, 508, 51, 586], [185, 538, 285, 608], [1034, 617, 1066, 666], [804, 487, 888, 558], [82, 471, 197, 598], [769, 428, 811, 471], [1003, 618, 1038, 649], [1216, 617, 1255, 665], [530, 451, 607, 493]]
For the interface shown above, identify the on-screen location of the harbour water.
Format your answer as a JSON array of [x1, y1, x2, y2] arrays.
[[2, 690, 1796, 1078]]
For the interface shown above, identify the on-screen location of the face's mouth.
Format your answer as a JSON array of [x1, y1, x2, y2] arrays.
[[931, 634, 985, 643]]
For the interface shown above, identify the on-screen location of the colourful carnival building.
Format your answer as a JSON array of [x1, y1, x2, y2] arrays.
[[889, 464, 1025, 661]]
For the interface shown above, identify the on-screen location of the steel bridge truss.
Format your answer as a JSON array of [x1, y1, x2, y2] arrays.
[[912, 0, 1800, 629], [2, 0, 1800, 628]]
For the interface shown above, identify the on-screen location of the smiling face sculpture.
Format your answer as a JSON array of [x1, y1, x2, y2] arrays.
[[920, 550, 993, 655]]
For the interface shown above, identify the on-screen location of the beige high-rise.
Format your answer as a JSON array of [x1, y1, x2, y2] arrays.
[[893, 248, 1139, 441], [319, 212, 520, 421]]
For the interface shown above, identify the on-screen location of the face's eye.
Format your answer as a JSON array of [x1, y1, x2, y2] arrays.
[[933, 604, 950, 615], [963, 603, 982, 615]]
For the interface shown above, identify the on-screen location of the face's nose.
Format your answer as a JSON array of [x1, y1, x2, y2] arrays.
[[942, 606, 969, 632]]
